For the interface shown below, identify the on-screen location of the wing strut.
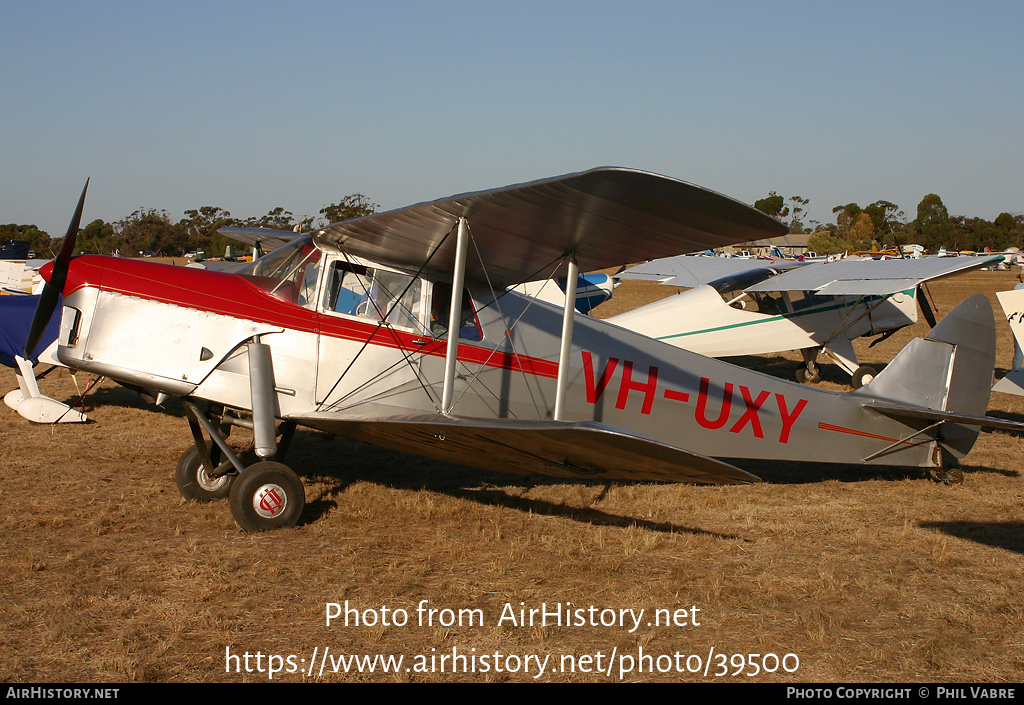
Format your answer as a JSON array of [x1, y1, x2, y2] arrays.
[[554, 255, 579, 421], [441, 217, 469, 413]]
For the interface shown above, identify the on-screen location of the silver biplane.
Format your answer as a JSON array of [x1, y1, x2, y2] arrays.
[[609, 253, 1002, 387], [20, 168, 1022, 531]]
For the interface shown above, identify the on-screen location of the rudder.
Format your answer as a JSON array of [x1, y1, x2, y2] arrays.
[[852, 294, 995, 460]]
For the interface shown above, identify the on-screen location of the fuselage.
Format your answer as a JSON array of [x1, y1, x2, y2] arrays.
[[48, 240, 950, 470], [606, 283, 917, 359]]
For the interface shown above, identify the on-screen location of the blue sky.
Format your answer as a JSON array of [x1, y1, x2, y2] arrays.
[[2, 1, 1022, 238]]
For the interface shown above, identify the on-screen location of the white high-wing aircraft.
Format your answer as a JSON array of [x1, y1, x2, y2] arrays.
[[15, 169, 1022, 532], [607, 254, 1003, 387]]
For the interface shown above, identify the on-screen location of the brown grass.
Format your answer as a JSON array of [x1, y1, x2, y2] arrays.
[[2, 269, 1024, 682]]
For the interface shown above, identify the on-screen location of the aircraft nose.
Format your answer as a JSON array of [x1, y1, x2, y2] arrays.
[[24, 179, 88, 360]]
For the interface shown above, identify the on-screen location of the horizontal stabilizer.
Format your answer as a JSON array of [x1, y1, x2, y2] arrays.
[[862, 400, 1024, 432], [292, 412, 760, 485]]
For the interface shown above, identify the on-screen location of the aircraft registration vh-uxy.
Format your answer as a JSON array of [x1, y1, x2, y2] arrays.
[[22, 168, 1024, 531]]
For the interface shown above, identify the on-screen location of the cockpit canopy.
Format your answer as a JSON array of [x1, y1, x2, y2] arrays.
[[239, 235, 322, 305], [238, 236, 482, 341]]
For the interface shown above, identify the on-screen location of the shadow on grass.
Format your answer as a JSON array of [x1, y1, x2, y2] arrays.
[[78, 384, 188, 417], [719, 354, 859, 388], [919, 521, 1024, 555], [286, 424, 1020, 536], [726, 459, 1019, 484], [291, 430, 745, 539]]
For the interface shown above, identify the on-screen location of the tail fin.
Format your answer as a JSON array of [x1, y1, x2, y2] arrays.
[[851, 294, 996, 460], [852, 294, 994, 414]]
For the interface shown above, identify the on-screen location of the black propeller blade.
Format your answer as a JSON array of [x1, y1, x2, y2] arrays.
[[24, 179, 89, 360], [917, 284, 938, 328]]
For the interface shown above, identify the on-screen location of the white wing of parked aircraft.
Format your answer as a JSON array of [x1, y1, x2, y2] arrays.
[[611, 253, 1003, 387]]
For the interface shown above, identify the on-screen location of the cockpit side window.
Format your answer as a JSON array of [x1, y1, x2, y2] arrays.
[[429, 283, 482, 341], [707, 267, 782, 312], [322, 261, 424, 331]]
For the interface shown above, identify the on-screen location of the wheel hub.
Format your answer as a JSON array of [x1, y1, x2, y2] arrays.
[[254, 483, 288, 517], [197, 464, 230, 492]]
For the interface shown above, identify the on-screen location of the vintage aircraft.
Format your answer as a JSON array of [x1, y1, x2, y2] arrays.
[[608, 253, 1003, 387], [21, 168, 1023, 532]]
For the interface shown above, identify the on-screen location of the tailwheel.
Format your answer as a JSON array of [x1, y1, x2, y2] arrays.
[[930, 468, 965, 486], [229, 461, 305, 532], [795, 364, 820, 385], [175, 443, 235, 501], [850, 366, 877, 389]]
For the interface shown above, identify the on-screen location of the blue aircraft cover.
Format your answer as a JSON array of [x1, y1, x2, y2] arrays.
[[0, 295, 60, 367]]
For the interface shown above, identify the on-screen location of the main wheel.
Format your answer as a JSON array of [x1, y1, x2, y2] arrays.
[[850, 366, 877, 389], [229, 461, 305, 532], [175, 443, 235, 502]]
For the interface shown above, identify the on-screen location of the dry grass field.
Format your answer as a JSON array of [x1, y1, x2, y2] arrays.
[[2, 267, 1023, 683]]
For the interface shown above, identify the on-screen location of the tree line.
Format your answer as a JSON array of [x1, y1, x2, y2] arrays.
[[3, 189, 1021, 259], [754, 192, 1024, 255], [0, 194, 377, 258]]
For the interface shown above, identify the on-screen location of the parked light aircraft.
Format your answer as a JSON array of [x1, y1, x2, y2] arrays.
[[992, 287, 1024, 397], [608, 254, 1003, 387], [18, 169, 1023, 531]]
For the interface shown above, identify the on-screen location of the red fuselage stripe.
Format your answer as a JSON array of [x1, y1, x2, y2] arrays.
[[55, 256, 560, 379], [818, 421, 924, 446]]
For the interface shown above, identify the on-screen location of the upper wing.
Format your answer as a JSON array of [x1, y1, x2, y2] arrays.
[[290, 412, 760, 485], [217, 226, 300, 253], [312, 167, 787, 289], [744, 256, 1004, 296], [618, 255, 802, 288]]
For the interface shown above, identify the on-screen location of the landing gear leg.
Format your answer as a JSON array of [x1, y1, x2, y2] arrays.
[[796, 348, 822, 384], [181, 400, 304, 531]]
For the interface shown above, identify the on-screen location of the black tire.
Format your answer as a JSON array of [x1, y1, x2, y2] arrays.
[[175, 443, 234, 502], [850, 366, 877, 389], [229, 461, 305, 532]]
